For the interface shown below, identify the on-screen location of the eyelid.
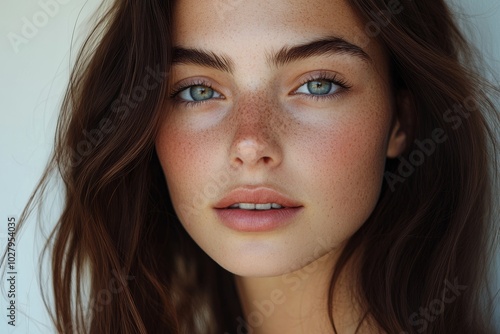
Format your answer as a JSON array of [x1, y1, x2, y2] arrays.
[[295, 81, 338, 95], [169, 78, 225, 101], [294, 71, 351, 90], [291, 71, 352, 99], [178, 86, 223, 102]]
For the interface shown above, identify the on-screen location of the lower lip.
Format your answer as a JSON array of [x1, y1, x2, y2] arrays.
[[214, 207, 303, 232]]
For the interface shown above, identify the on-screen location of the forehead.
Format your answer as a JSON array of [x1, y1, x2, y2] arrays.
[[172, 0, 386, 64]]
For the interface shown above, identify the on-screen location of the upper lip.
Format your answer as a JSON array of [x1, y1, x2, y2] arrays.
[[214, 186, 302, 209]]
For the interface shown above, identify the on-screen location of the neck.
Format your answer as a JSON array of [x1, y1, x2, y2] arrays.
[[234, 245, 374, 334]]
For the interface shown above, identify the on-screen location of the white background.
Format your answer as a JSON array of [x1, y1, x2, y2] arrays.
[[1, 0, 499, 333]]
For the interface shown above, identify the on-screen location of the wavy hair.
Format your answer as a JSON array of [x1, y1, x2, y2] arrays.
[[3, 0, 499, 333]]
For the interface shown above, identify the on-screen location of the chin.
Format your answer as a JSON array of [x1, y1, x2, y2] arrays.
[[219, 261, 293, 278], [209, 240, 333, 278], [204, 244, 290, 277]]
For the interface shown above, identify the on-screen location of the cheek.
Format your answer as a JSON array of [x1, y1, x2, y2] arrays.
[[293, 112, 389, 225], [155, 122, 222, 221]]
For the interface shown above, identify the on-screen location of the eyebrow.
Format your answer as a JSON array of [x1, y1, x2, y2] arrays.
[[171, 37, 370, 73], [172, 47, 235, 73], [270, 37, 371, 67]]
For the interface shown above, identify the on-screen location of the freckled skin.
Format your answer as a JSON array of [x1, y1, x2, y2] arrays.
[[155, 0, 406, 277]]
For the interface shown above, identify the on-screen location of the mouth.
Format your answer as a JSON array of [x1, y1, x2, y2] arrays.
[[213, 186, 303, 232], [214, 186, 302, 210], [224, 202, 293, 210]]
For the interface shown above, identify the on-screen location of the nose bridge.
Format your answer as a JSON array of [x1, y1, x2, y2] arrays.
[[228, 92, 284, 165], [234, 93, 278, 138]]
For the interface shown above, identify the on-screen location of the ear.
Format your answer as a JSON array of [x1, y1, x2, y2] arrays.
[[386, 90, 414, 158]]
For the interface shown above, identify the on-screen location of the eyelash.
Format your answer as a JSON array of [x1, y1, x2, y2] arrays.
[[295, 72, 352, 101], [169, 73, 352, 106]]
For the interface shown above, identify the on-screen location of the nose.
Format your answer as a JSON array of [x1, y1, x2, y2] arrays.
[[228, 96, 284, 170]]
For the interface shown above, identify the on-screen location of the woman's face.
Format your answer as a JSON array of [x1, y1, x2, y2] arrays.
[[156, 0, 406, 276]]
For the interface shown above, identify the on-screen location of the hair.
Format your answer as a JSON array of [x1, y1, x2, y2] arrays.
[[3, 0, 499, 333]]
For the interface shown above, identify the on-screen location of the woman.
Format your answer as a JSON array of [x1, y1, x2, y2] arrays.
[[7, 0, 499, 333]]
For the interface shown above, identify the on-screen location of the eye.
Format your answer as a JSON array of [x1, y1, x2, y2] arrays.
[[295, 79, 340, 96], [177, 85, 222, 102], [292, 72, 352, 100]]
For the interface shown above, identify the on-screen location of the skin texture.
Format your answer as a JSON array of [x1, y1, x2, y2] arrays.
[[156, 0, 407, 332]]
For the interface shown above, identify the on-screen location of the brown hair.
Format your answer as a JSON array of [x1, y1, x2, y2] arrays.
[[3, 0, 499, 333]]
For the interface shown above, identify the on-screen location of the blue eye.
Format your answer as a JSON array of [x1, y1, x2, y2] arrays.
[[296, 79, 339, 96], [177, 85, 222, 102]]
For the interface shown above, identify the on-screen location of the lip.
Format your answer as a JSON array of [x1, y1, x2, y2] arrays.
[[213, 187, 303, 209], [215, 207, 304, 232], [213, 186, 303, 232]]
